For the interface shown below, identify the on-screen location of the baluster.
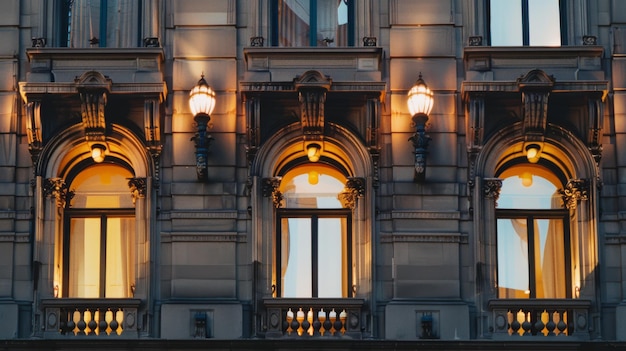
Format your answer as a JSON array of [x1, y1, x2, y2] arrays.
[[509, 309, 521, 336], [339, 309, 347, 335], [318, 308, 327, 336], [302, 308, 312, 336], [534, 309, 545, 336], [521, 311, 532, 336], [329, 309, 337, 335], [556, 310, 567, 335], [110, 307, 121, 335], [286, 308, 294, 335], [76, 308, 87, 335], [86, 309, 97, 335], [296, 308, 305, 336], [545, 309, 556, 336], [65, 309, 76, 335], [97, 308, 108, 336]]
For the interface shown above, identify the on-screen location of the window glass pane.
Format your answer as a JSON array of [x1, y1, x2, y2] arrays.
[[105, 217, 135, 298], [281, 164, 346, 208], [69, 218, 101, 297], [278, 0, 311, 46], [534, 218, 566, 298], [317, 217, 345, 297], [528, 0, 560, 46], [276, 0, 351, 46], [281, 218, 312, 297], [316, 0, 347, 46], [490, 0, 523, 46], [71, 164, 134, 208], [66, 0, 138, 47], [497, 218, 529, 298], [497, 165, 561, 209]]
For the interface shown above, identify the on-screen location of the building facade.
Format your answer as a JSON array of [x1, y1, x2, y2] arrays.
[[1, 0, 626, 348]]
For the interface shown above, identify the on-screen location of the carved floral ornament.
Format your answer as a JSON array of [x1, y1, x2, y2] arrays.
[[559, 179, 589, 210]]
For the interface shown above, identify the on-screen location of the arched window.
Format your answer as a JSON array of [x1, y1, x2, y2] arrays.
[[495, 163, 571, 299], [276, 164, 352, 297], [61, 163, 136, 298]]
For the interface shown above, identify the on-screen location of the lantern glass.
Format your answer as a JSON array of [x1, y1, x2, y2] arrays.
[[407, 76, 434, 117], [189, 76, 216, 116]]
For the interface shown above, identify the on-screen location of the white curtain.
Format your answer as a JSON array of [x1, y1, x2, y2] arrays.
[[69, 0, 138, 48], [540, 193, 566, 298]]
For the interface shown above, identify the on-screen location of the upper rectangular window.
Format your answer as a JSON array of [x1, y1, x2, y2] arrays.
[[55, 0, 141, 48], [271, 0, 355, 47], [489, 0, 563, 46]]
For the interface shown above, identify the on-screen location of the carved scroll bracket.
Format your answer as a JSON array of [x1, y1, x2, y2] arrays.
[[262, 177, 283, 208]]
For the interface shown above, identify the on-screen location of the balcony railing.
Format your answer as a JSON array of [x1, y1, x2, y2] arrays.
[[489, 299, 592, 339], [263, 298, 365, 339], [41, 298, 141, 338]]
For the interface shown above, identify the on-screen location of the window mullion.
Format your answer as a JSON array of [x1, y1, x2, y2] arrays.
[[527, 215, 536, 298], [100, 0, 107, 47], [521, 0, 530, 45], [311, 215, 319, 297], [310, 0, 318, 46], [100, 214, 107, 297]]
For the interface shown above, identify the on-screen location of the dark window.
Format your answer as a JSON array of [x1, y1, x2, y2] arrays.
[[271, 0, 354, 47], [55, 0, 142, 47]]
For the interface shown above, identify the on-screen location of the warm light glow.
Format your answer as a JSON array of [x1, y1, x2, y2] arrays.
[[407, 73, 434, 117], [91, 144, 106, 163], [526, 144, 540, 163], [307, 143, 321, 162], [308, 170, 319, 185], [520, 171, 533, 187], [189, 75, 216, 116]]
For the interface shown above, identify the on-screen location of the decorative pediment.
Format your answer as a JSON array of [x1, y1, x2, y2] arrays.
[[516, 69, 555, 90], [293, 70, 332, 91], [75, 70, 113, 92], [75, 71, 111, 142], [294, 71, 332, 137]]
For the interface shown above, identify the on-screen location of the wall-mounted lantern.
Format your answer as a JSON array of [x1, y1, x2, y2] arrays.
[[407, 73, 434, 182], [189, 74, 216, 181], [90, 143, 107, 163], [524, 143, 542, 163]]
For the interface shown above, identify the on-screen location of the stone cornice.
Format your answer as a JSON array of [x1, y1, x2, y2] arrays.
[[161, 232, 246, 243], [377, 211, 460, 220], [380, 232, 467, 244]]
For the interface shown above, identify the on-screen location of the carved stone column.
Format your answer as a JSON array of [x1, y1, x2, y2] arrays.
[[128, 178, 147, 205], [483, 178, 503, 207], [338, 177, 365, 210], [559, 179, 589, 210], [262, 177, 283, 208], [43, 178, 73, 209], [25, 100, 43, 163]]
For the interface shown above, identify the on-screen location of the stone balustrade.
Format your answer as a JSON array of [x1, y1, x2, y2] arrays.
[[489, 299, 592, 339], [41, 298, 140, 338], [263, 298, 365, 339]]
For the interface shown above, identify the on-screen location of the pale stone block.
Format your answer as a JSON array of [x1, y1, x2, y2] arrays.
[[390, 27, 455, 57], [390, 58, 457, 91], [160, 303, 242, 339], [171, 278, 236, 298], [392, 0, 453, 25], [172, 59, 238, 91], [174, 0, 232, 25], [385, 302, 469, 340], [173, 28, 237, 58]]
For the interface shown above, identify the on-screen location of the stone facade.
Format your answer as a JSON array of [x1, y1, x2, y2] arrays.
[[0, 0, 626, 348]]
